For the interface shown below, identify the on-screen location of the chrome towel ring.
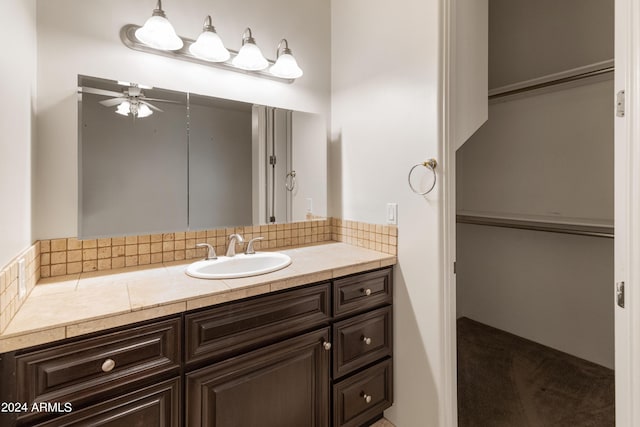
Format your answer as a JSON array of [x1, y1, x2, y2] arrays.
[[285, 170, 297, 191], [408, 158, 437, 195]]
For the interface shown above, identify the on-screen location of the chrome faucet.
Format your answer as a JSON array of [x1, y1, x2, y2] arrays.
[[245, 236, 264, 254], [226, 233, 244, 257], [196, 243, 217, 260]]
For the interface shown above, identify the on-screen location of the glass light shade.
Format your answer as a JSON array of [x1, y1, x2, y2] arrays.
[[189, 31, 230, 62], [270, 53, 303, 79], [137, 104, 153, 118], [232, 42, 268, 71], [135, 15, 183, 51], [115, 101, 131, 116]]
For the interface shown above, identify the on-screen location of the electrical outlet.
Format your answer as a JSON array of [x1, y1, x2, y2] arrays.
[[18, 258, 26, 299], [387, 203, 398, 225]]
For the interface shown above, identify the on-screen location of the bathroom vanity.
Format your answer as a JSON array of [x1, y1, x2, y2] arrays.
[[0, 247, 394, 427]]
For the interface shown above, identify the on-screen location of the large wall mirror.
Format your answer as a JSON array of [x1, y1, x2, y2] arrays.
[[78, 75, 327, 238]]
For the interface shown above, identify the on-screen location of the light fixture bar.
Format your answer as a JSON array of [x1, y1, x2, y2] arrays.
[[120, 24, 294, 83]]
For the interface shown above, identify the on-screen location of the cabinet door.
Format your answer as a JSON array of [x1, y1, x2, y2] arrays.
[[186, 328, 330, 427]]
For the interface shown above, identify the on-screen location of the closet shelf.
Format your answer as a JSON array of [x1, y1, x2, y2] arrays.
[[488, 59, 614, 101], [457, 212, 614, 239]]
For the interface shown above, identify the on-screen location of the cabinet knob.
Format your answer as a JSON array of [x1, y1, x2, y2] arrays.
[[101, 358, 116, 373], [362, 336, 372, 345], [322, 341, 332, 351], [362, 393, 372, 403], [362, 288, 372, 296]]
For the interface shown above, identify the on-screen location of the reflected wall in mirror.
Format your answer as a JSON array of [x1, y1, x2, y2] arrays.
[[79, 77, 189, 237], [78, 75, 327, 239], [188, 95, 253, 229]]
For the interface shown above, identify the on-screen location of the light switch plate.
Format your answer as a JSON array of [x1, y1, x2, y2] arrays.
[[386, 203, 398, 225]]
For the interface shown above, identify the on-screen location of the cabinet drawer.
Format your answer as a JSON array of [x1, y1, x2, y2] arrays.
[[333, 306, 392, 378], [333, 268, 392, 318], [185, 283, 330, 366], [15, 317, 180, 421], [333, 358, 393, 427], [33, 377, 180, 427]]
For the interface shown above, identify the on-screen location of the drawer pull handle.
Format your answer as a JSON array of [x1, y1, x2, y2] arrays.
[[362, 336, 372, 345], [322, 341, 332, 351], [362, 288, 372, 296], [101, 359, 116, 373], [362, 393, 372, 403]]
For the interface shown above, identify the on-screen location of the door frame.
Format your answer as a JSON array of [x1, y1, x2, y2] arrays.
[[441, 0, 640, 425], [614, 0, 640, 425], [440, 0, 458, 426]]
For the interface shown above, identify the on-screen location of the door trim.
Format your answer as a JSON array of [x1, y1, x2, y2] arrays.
[[440, 0, 458, 426], [615, 0, 640, 425]]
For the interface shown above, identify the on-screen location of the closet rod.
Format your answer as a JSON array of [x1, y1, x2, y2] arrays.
[[489, 65, 614, 100], [457, 215, 614, 239]]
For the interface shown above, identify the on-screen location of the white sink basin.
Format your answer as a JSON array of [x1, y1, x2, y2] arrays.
[[185, 252, 292, 279]]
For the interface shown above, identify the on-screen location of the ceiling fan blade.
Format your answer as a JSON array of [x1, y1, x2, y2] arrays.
[[99, 98, 125, 107], [80, 86, 124, 97], [141, 100, 163, 112], [142, 97, 182, 104]]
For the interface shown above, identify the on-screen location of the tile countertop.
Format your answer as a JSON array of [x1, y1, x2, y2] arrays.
[[0, 243, 396, 353]]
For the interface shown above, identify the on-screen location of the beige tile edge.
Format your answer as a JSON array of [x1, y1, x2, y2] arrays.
[[0, 327, 66, 353], [332, 260, 383, 278], [66, 302, 186, 338], [186, 284, 271, 310], [270, 270, 334, 292]]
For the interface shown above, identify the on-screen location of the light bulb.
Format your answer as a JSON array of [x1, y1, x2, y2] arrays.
[[135, 2, 183, 51], [137, 104, 154, 118], [189, 16, 230, 62], [116, 101, 131, 116], [232, 28, 268, 71], [270, 53, 303, 79]]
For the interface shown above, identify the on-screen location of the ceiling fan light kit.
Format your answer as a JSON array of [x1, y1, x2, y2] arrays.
[[120, 1, 304, 83], [80, 83, 168, 119]]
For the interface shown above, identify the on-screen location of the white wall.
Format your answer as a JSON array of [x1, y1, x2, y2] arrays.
[[331, 0, 444, 425], [489, 0, 614, 89], [458, 79, 614, 222], [457, 224, 614, 368], [0, 0, 37, 267], [34, 0, 331, 239], [292, 111, 327, 221], [454, 0, 488, 150]]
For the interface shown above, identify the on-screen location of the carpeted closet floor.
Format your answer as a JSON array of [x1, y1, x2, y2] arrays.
[[457, 317, 614, 427]]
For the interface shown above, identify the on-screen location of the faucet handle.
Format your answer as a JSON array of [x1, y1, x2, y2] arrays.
[[196, 243, 217, 260], [245, 236, 265, 255]]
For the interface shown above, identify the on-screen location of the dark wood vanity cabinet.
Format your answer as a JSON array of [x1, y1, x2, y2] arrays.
[[186, 328, 331, 427], [0, 266, 393, 427]]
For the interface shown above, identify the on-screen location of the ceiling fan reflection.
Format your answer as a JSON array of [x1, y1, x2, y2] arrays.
[[80, 84, 178, 118]]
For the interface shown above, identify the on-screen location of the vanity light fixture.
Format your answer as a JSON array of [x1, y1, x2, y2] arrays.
[[189, 15, 230, 62], [232, 28, 269, 71], [269, 39, 303, 79], [135, 0, 183, 51], [121, 3, 303, 83]]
